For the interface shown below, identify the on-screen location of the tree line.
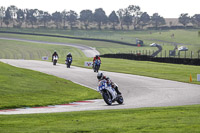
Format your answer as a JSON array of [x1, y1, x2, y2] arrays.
[[0, 5, 200, 30]]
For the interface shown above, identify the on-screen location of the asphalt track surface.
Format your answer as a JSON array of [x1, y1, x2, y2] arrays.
[[0, 59, 200, 115], [0, 37, 99, 57]]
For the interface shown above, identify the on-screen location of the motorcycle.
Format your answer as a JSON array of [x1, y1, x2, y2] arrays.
[[93, 59, 101, 72], [66, 57, 72, 68], [53, 55, 58, 65], [97, 79, 123, 105]]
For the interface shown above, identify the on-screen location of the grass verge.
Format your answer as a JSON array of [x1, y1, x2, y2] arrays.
[[74, 58, 200, 85], [0, 104, 200, 133], [0, 62, 101, 109]]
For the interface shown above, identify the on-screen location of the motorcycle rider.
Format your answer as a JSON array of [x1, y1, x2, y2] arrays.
[[66, 52, 72, 64], [66, 52, 72, 58], [93, 55, 101, 63], [93, 55, 101, 68], [66, 52, 72, 61], [97, 72, 121, 95], [52, 50, 59, 61]]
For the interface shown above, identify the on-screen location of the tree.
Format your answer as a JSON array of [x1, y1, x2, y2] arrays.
[[178, 13, 190, 27], [138, 12, 150, 29], [93, 8, 107, 30], [62, 10, 67, 29], [52, 11, 62, 29], [16, 9, 25, 28], [8, 5, 18, 27], [191, 14, 200, 27], [122, 8, 132, 30], [128, 5, 142, 29], [3, 8, 11, 28], [23, 9, 29, 28], [26, 9, 38, 28], [0, 6, 5, 27], [117, 9, 125, 30], [108, 11, 119, 30], [66, 10, 78, 29], [37, 10, 51, 28], [80, 9, 93, 30], [151, 13, 165, 29], [117, 5, 142, 30]]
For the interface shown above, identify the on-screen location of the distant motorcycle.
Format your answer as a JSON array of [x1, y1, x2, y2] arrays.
[[66, 57, 72, 68], [53, 55, 58, 65], [93, 59, 101, 72], [97, 79, 123, 105]]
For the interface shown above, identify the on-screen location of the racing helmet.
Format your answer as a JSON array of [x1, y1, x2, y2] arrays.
[[95, 55, 98, 58], [97, 72, 103, 80]]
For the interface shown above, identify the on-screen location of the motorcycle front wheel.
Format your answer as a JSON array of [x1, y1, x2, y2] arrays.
[[67, 63, 71, 68], [53, 60, 57, 65], [102, 92, 112, 105]]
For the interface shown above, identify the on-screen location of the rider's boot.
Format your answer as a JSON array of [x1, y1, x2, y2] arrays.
[[114, 86, 122, 96]]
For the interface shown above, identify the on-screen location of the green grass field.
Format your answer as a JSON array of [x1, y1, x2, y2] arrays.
[[99, 58, 200, 84], [0, 32, 158, 55], [1, 28, 200, 45], [1, 29, 200, 58], [0, 105, 200, 133], [0, 62, 101, 109]]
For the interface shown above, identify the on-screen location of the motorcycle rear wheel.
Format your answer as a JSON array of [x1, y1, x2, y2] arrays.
[[102, 92, 112, 105], [116, 95, 124, 104]]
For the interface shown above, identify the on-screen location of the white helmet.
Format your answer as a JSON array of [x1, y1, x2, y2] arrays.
[[97, 72, 103, 80]]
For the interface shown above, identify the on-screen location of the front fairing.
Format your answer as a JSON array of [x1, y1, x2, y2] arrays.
[[98, 80, 117, 100], [95, 59, 101, 65], [98, 80, 107, 92], [53, 56, 58, 60]]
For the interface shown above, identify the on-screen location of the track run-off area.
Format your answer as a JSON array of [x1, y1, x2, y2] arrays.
[[0, 59, 200, 115]]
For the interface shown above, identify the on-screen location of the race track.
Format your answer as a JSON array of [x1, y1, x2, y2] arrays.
[[0, 59, 200, 114]]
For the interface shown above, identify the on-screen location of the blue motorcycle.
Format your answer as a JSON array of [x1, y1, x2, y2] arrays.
[[66, 57, 72, 68], [93, 59, 101, 72]]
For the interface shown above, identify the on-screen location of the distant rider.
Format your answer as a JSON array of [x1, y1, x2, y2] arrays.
[[93, 55, 101, 63], [66, 52, 72, 58], [93, 55, 101, 68], [66, 52, 72, 62], [97, 72, 121, 95], [52, 50, 58, 61]]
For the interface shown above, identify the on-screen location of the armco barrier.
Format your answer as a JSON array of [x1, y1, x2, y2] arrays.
[[100, 53, 200, 66]]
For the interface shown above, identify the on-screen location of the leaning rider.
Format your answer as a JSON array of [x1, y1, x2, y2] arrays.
[[97, 72, 121, 95]]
